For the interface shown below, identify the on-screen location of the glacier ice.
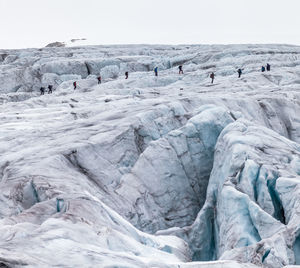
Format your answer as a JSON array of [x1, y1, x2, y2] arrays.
[[1, 44, 300, 267]]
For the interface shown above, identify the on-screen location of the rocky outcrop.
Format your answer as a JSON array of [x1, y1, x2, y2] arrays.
[[45, 41, 66, 48]]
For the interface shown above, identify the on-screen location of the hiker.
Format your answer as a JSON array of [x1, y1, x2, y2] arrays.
[[73, 81, 77, 90], [97, 75, 102, 84], [237, 68, 242, 78], [210, 72, 215, 84], [154, 67, 158, 77], [125, 71, 129, 79], [178, 65, 183, 74], [266, 63, 271, 71], [261, 66, 266, 72], [40, 87, 45, 95], [48, 85, 53, 94]]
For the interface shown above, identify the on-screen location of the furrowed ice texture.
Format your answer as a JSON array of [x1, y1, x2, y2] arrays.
[[1, 44, 300, 267]]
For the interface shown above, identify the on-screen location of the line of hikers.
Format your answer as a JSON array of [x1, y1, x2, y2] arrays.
[[64, 62, 273, 93], [40, 85, 53, 95], [261, 63, 271, 72], [209, 63, 271, 83], [151, 64, 271, 82], [72, 68, 160, 90], [237, 63, 270, 79], [155, 65, 184, 76]]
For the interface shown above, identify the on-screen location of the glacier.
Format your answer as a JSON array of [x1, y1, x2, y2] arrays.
[[1, 44, 300, 267]]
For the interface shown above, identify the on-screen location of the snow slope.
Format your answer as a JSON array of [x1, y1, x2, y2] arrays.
[[1, 44, 300, 267]]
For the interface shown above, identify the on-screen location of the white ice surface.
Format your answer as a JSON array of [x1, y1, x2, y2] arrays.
[[1, 44, 300, 267]]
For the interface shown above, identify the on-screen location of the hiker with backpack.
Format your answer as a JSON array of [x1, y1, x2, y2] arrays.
[[266, 63, 271, 71], [40, 87, 45, 95], [178, 65, 183, 74], [73, 81, 77, 90], [48, 85, 53, 94], [125, 71, 129, 79], [261, 66, 266, 72], [237, 68, 242, 78], [154, 67, 158, 77], [210, 72, 215, 84], [97, 75, 102, 84]]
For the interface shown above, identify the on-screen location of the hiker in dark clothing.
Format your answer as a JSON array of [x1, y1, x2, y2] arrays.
[[48, 85, 53, 94], [40, 87, 45, 95], [237, 68, 242, 78], [154, 67, 158, 77], [97, 76, 102, 84], [266, 63, 271, 71], [125, 71, 129, 79], [73, 81, 77, 90], [178, 65, 183, 74], [261, 66, 266, 72], [210, 72, 215, 84]]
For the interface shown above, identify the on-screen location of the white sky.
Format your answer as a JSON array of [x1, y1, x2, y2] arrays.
[[0, 0, 300, 49]]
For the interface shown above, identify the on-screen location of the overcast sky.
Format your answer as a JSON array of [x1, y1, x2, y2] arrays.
[[1, 0, 300, 49]]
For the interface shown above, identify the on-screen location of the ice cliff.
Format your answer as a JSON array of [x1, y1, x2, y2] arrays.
[[1, 44, 300, 267]]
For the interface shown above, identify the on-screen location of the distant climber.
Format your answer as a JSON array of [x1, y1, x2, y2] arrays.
[[266, 63, 271, 71], [178, 65, 183, 74], [97, 75, 102, 84], [125, 71, 129, 79], [210, 72, 215, 84], [237, 68, 242, 78], [48, 85, 53, 94], [40, 87, 45, 95], [261, 66, 266, 72], [154, 67, 158, 77], [73, 81, 77, 90]]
